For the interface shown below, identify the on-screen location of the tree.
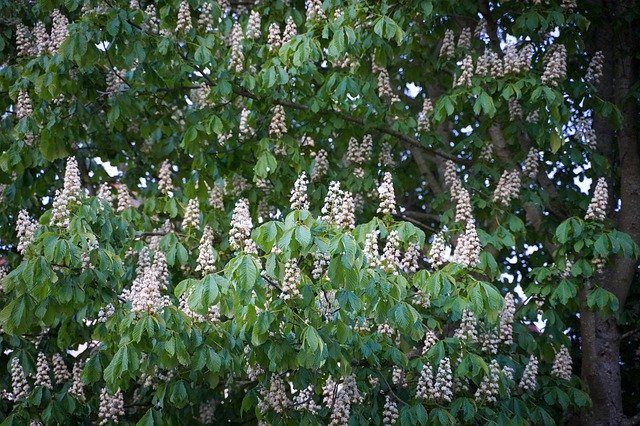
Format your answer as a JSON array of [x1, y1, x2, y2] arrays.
[[0, 0, 638, 424]]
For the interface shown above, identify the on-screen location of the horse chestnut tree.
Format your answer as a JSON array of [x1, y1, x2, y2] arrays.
[[0, 0, 637, 424]]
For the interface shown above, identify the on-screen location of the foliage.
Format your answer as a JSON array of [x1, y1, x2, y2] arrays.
[[0, 0, 636, 424]]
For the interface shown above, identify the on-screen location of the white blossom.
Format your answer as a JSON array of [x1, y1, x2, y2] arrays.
[[229, 198, 257, 253], [433, 357, 453, 403], [585, 177, 608, 221], [196, 226, 217, 275], [10, 358, 30, 400], [16, 209, 38, 254], [519, 355, 539, 391], [452, 221, 481, 267], [98, 388, 125, 425], [34, 352, 52, 389], [269, 105, 287, 138], [182, 198, 201, 228], [175, 1, 193, 33], [289, 172, 310, 210], [157, 161, 173, 195], [377, 172, 396, 215], [551, 345, 573, 380]]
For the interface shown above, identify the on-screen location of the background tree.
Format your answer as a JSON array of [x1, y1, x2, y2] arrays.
[[0, 0, 638, 424]]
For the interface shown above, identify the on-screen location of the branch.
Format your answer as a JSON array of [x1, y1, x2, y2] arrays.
[[231, 86, 469, 165]]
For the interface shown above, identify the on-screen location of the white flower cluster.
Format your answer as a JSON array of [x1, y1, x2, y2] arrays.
[[16, 209, 37, 254], [585, 177, 608, 221], [98, 388, 125, 425], [345, 135, 373, 178], [247, 11, 261, 39], [440, 29, 455, 59], [503, 44, 534, 74], [198, 2, 214, 33], [454, 187, 473, 224], [378, 142, 396, 168], [457, 27, 471, 50], [321, 181, 355, 229], [157, 161, 173, 195], [575, 116, 597, 149], [416, 363, 434, 399], [551, 345, 573, 380], [116, 183, 133, 213], [377, 172, 397, 215], [522, 148, 540, 178], [493, 169, 522, 206], [455, 55, 474, 87], [422, 330, 438, 354], [541, 45, 567, 86], [363, 230, 381, 268], [34, 352, 53, 389], [324, 375, 363, 426], [401, 242, 421, 273], [144, 5, 160, 33], [500, 292, 516, 345], [417, 98, 433, 131], [433, 357, 454, 402], [182, 198, 200, 228], [474, 359, 501, 403], [267, 23, 282, 52], [282, 16, 297, 44], [50, 9, 69, 53], [51, 157, 83, 227], [508, 98, 523, 121], [586, 51, 604, 84], [16, 90, 32, 119], [294, 385, 321, 414], [452, 221, 481, 267], [381, 230, 401, 274], [175, 1, 192, 33], [229, 198, 257, 253], [311, 149, 329, 181], [375, 66, 400, 103], [519, 355, 539, 391], [391, 365, 404, 387], [290, 172, 310, 210], [15, 24, 32, 57], [196, 226, 217, 275], [428, 233, 448, 268], [69, 361, 85, 401], [229, 22, 244, 73], [11, 358, 30, 400], [265, 375, 291, 413], [97, 182, 114, 206], [208, 183, 224, 210], [382, 394, 399, 425], [269, 105, 287, 138], [125, 249, 171, 314], [306, 0, 326, 20], [312, 251, 330, 279], [52, 353, 71, 383], [32, 21, 50, 56], [480, 143, 494, 162], [281, 260, 301, 300], [481, 329, 499, 354], [454, 309, 478, 343], [239, 108, 254, 138]]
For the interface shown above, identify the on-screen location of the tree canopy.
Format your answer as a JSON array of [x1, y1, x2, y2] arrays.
[[0, 0, 639, 424]]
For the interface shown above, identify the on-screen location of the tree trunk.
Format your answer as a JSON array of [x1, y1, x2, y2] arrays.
[[581, 0, 639, 424]]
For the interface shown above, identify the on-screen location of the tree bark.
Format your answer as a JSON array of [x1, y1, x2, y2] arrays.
[[581, 0, 639, 424]]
